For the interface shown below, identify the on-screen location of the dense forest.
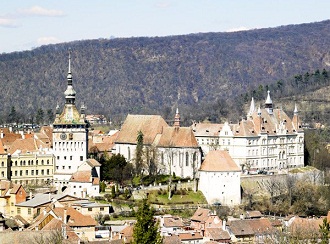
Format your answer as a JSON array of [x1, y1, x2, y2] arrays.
[[0, 20, 330, 126]]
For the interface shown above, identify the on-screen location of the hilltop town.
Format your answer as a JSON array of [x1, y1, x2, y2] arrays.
[[0, 51, 329, 244]]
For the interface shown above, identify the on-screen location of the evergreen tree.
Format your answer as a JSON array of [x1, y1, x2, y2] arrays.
[[135, 130, 144, 176], [133, 199, 162, 244], [47, 109, 54, 124], [36, 108, 44, 125], [8, 106, 17, 124]]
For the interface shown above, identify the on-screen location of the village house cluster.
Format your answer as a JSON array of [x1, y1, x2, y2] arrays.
[[0, 56, 308, 242]]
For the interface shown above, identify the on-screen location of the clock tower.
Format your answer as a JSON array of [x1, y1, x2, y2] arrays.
[[53, 53, 88, 188]]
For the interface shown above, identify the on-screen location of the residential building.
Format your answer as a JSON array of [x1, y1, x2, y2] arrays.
[[199, 150, 241, 206], [0, 181, 26, 217], [9, 137, 55, 186], [192, 91, 304, 171], [190, 208, 222, 236]]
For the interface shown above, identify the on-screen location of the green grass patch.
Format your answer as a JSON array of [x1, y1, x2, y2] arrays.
[[148, 190, 207, 205]]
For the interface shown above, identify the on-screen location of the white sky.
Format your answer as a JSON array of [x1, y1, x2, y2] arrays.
[[1, 0, 330, 53]]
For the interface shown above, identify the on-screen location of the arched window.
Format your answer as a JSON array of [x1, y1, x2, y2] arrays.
[[128, 147, 131, 161], [185, 152, 189, 167]]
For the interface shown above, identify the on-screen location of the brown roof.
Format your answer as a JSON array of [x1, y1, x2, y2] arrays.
[[0, 139, 6, 154], [42, 218, 80, 242], [163, 235, 181, 244], [115, 114, 168, 144], [228, 218, 276, 237], [120, 225, 134, 243], [70, 171, 91, 183], [0, 180, 11, 196], [163, 216, 184, 228], [206, 228, 231, 240], [288, 217, 323, 237], [191, 123, 223, 137], [53, 207, 97, 227], [87, 158, 101, 167], [178, 232, 203, 241], [246, 210, 263, 218], [200, 150, 240, 172], [191, 208, 211, 222], [9, 138, 48, 154], [157, 127, 199, 148]]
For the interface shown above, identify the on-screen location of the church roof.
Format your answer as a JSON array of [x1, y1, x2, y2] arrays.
[[157, 127, 199, 148], [200, 150, 240, 172], [115, 114, 168, 144]]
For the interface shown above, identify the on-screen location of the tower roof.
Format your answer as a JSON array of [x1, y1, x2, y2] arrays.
[[265, 90, 272, 104]]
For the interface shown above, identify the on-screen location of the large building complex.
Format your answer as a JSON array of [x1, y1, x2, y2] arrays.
[[192, 91, 304, 172]]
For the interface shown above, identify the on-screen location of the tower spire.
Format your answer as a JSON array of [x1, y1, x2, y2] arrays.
[[64, 51, 76, 105], [265, 90, 273, 115], [174, 108, 180, 128], [248, 97, 255, 117]]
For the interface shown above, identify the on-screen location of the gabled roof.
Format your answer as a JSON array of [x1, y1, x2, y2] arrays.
[[206, 228, 231, 240], [115, 114, 168, 144], [228, 218, 276, 237], [200, 150, 240, 172], [9, 137, 50, 154], [16, 193, 80, 207], [163, 235, 181, 244], [70, 171, 91, 183], [178, 232, 203, 241], [86, 158, 101, 167], [53, 207, 97, 227], [191, 123, 223, 137], [164, 216, 184, 228], [157, 127, 199, 148], [42, 218, 80, 242], [191, 208, 212, 222]]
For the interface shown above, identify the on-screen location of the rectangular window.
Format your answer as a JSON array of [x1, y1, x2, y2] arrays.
[[15, 171, 17, 176], [70, 156, 72, 160], [17, 208, 21, 214], [47, 169, 50, 175], [26, 170, 28, 176], [57, 156, 60, 160], [64, 156, 66, 160], [20, 170, 23, 176], [36, 170, 38, 175], [28, 208, 31, 215], [100, 207, 104, 211], [80, 156, 83, 161], [41, 170, 44, 175], [88, 208, 92, 212], [31, 170, 34, 176]]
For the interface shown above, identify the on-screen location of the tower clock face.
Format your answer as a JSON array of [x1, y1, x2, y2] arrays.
[[60, 133, 67, 140]]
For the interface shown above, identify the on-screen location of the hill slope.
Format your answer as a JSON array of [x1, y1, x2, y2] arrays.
[[0, 20, 330, 125]]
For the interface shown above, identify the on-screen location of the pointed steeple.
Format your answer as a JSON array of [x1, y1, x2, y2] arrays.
[[174, 108, 180, 128], [294, 103, 298, 115], [248, 97, 255, 117], [257, 105, 261, 117], [64, 51, 76, 105], [265, 90, 273, 115]]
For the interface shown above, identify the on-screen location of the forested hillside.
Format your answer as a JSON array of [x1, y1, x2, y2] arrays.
[[0, 20, 330, 126]]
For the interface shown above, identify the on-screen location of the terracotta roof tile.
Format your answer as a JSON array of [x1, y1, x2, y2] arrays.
[[164, 216, 184, 228], [206, 227, 231, 240], [70, 171, 91, 183], [200, 150, 240, 172], [163, 235, 181, 244], [157, 127, 199, 148], [191, 123, 223, 137], [178, 232, 203, 241], [191, 208, 211, 222], [115, 114, 168, 145], [53, 207, 97, 227]]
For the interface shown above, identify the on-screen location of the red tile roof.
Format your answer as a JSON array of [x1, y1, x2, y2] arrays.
[[191, 208, 212, 222], [53, 207, 97, 227], [178, 232, 203, 241], [200, 150, 240, 172], [70, 171, 91, 183]]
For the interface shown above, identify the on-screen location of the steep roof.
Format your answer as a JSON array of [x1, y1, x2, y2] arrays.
[[191, 123, 223, 137], [0, 139, 6, 154], [115, 114, 168, 144], [163, 216, 184, 228], [157, 127, 199, 148], [53, 207, 97, 227], [200, 150, 240, 172], [70, 171, 91, 183], [206, 228, 231, 240], [191, 208, 212, 222]]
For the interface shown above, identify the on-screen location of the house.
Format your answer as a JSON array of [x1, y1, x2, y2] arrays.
[[0, 181, 26, 217], [119, 225, 134, 243], [28, 205, 97, 242], [66, 159, 101, 198], [192, 91, 304, 171], [204, 227, 231, 243], [178, 231, 203, 243], [198, 150, 241, 206], [286, 216, 323, 240], [9, 137, 55, 186], [71, 200, 112, 218], [15, 193, 81, 222], [227, 218, 277, 243], [190, 208, 222, 236], [159, 214, 185, 236]]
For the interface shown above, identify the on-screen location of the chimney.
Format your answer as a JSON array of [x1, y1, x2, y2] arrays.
[[0, 130, 3, 138], [64, 207, 67, 224], [29, 191, 33, 199], [222, 219, 226, 231]]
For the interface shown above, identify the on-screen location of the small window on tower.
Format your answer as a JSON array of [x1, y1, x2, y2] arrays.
[[69, 133, 73, 140]]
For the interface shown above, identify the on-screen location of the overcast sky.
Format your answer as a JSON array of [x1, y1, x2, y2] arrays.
[[1, 0, 330, 53]]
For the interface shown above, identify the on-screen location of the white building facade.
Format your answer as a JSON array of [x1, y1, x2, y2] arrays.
[[193, 91, 304, 172]]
